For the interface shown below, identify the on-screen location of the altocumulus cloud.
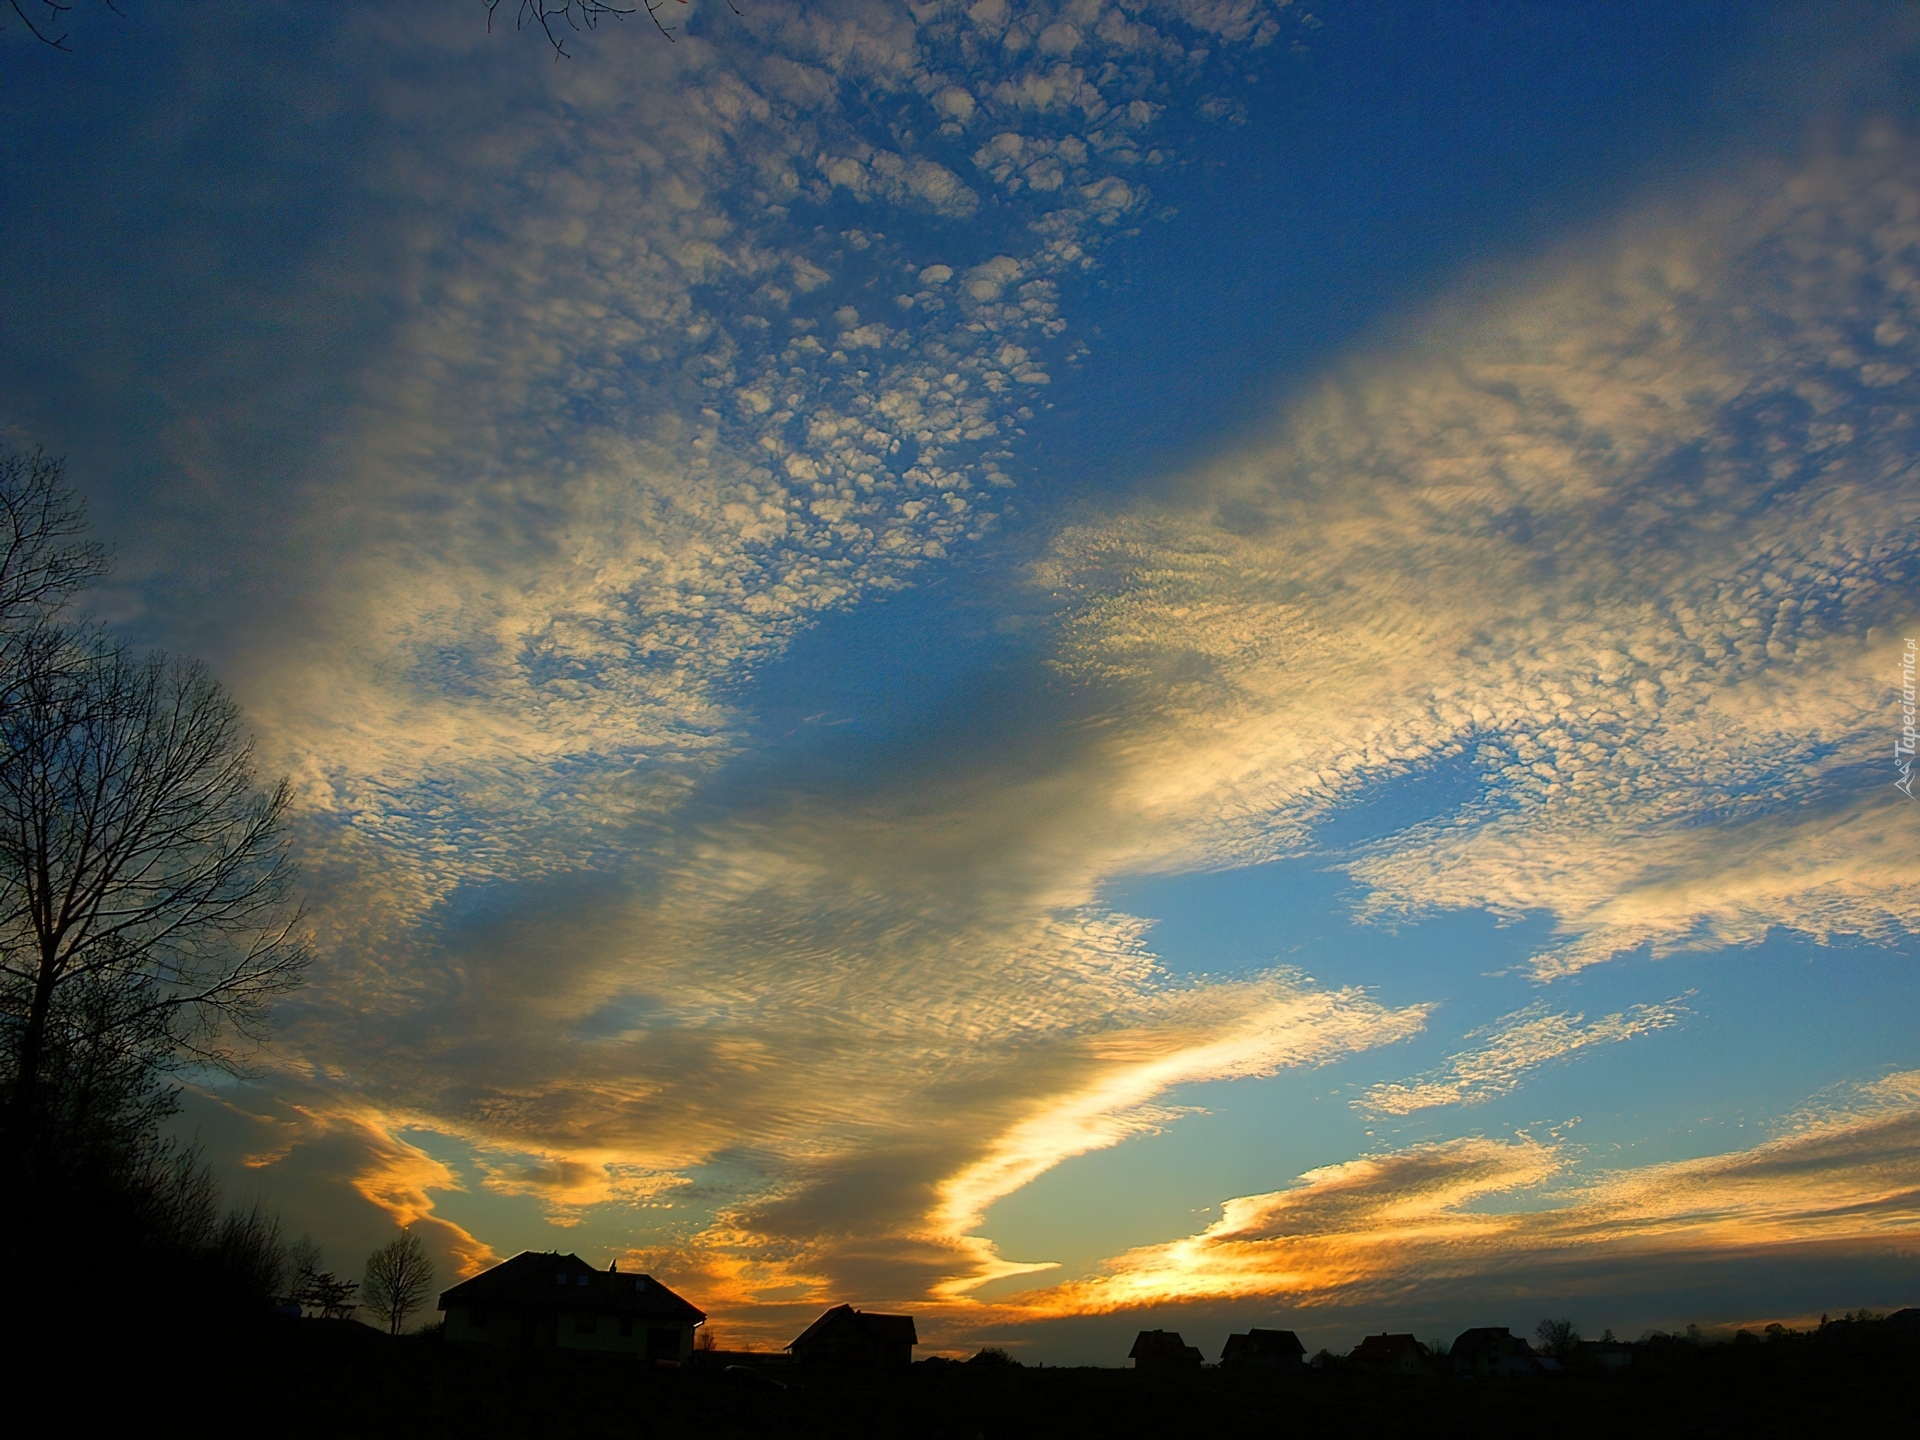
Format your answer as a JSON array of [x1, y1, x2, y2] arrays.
[[87, 5, 1920, 1343], [161, 0, 1400, 1328], [1038, 133, 1920, 979], [1359, 996, 1690, 1118]]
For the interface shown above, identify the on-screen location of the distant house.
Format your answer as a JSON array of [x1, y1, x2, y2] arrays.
[[787, 1304, 917, 1365], [1129, 1329, 1204, 1372], [1351, 1333, 1436, 1377], [1450, 1327, 1538, 1378], [1218, 1329, 1306, 1372], [438, 1252, 704, 1360]]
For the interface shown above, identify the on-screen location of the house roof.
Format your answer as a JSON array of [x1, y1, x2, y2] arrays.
[[787, 1304, 918, 1351], [1452, 1326, 1528, 1353], [1246, 1328, 1305, 1353], [1222, 1329, 1305, 1360], [1353, 1333, 1426, 1362], [1129, 1329, 1204, 1362], [437, 1251, 704, 1323]]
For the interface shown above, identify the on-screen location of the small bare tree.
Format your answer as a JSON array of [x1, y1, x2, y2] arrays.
[[362, 1230, 435, 1336], [1535, 1317, 1580, 1359]]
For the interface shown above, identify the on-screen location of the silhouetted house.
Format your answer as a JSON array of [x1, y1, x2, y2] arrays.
[[439, 1252, 704, 1360], [787, 1305, 917, 1366], [1352, 1333, 1436, 1377], [1888, 1308, 1920, 1331], [1450, 1327, 1538, 1378], [1129, 1330, 1204, 1372], [1219, 1329, 1306, 1372]]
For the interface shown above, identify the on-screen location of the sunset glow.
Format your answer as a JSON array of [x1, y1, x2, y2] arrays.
[[6, 0, 1918, 1363]]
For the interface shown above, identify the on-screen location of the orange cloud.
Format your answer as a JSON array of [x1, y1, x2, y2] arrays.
[[286, 1102, 502, 1280], [1012, 1071, 1920, 1317]]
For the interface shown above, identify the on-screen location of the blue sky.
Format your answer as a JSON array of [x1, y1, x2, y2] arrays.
[[5, 0, 1920, 1360]]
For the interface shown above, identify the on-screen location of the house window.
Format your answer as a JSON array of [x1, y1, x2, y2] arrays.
[[576, 1314, 598, 1334], [619, 1317, 634, 1338], [576, 1275, 589, 1286], [554, 1273, 566, 1285], [470, 1306, 488, 1327]]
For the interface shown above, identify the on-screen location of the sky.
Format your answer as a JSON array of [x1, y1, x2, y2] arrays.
[[4, 0, 1920, 1362]]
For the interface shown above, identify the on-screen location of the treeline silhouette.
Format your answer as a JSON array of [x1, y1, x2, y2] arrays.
[[0, 445, 308, 1329], [57, 1297, 1914, 1438]]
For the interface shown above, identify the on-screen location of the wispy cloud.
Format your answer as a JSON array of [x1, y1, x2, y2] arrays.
[[1359, 996, 1689, 1116], [1021, 1069, 1920, 1314]]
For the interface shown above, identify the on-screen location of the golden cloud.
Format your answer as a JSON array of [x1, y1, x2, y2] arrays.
[[1018, 1071, 1920, 1316]]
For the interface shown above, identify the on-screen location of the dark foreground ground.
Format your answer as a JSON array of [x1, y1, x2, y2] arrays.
[[43, 1316, 1920, 1438]]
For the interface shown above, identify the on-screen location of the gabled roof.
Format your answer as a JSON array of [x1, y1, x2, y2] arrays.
[[1452, 1326, 1527, 1351], [438, 1252, 704, 1323], [1129, 1329, 1204, 1363], [1245, 1328, 1306, 1354], [1221, 1329, 1305, 1362], [1354, 1333, 1426, 1362], [787, 1304, 918, 1351]]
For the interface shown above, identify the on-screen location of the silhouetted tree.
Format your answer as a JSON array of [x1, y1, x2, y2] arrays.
[[211, 1200, 289, 1301], [0, 637, 310, 1153], [308, 1271, 361, 1321], [1536, 1318, 1580, 1359], [0, 447, 308, 1325], [0, 450, 307, 1155], [362, 1230, 435, 1336], [286, 1233, 322, 1305], [286, 1233, 361, 1320]]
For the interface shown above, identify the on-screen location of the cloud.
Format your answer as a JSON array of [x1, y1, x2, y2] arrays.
[[221, 0, 1311, 958], [251, 88, 1920, 1319], [1358, 785, 1920, 981], [1360, 996, 1690, 1116], [194, 1083, 501, 1282], [1022, 1069, 1920, 1314], [930, 977, 1431, 1293], [1037, 131, 1920, 973], [28, 0, 1920, 1340]]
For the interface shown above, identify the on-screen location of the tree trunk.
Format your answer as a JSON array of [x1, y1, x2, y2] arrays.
[[6, 941, 59, 1151]]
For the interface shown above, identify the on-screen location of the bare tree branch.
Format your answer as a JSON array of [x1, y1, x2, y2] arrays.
[[487, 0, 657, 58], [362, 1230, 434, 1335], [6, 0, 76, 52], [0, 450, 307, 1156], [3, 0, 123, 51]]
